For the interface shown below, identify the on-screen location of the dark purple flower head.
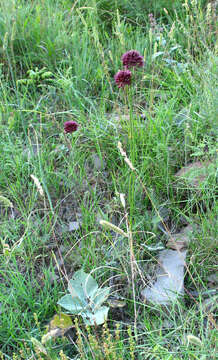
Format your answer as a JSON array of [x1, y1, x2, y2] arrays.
[[121, 50, 144, 69], [114, 70, 132, 88], [64, 121, 79, 133]]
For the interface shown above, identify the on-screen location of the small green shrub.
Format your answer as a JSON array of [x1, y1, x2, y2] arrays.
[[58, 269, 110, 325]]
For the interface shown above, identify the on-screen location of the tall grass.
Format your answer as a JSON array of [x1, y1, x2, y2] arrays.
[[0, 0, 217, 358]]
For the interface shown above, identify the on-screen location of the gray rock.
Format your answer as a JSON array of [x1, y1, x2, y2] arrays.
[[141, 249, 186, 305], [69, 221, 80, 231]]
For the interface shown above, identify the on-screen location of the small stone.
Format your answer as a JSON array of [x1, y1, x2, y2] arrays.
[[174, 161, 215, 188], [69, 221, 80, 231], [141, 250, 187, 306]]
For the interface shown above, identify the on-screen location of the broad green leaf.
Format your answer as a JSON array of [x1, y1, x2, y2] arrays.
[[82, 306, 109, 325], [42, 313, 73, 344], [91, 287, 110, 309], [57, 269, 111, 326], [57, 294, 84, 313], [68, 270, 98, 301], [49, 313, 72, 330]]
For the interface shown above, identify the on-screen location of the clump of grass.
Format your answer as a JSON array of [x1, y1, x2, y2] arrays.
[[0, 0, 217, 358]]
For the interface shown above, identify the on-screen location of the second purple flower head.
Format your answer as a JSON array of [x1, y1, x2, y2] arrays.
[[121, 50, 144, 69]]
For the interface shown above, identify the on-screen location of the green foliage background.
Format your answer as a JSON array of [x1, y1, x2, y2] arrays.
[[0, 0, 217, 358]]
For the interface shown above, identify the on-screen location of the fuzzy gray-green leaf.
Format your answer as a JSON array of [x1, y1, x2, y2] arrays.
[[68, 270, 98, 301], [82, 306, 109, 325], [57, 294, 84, 314], [91, 287, 110, 309]]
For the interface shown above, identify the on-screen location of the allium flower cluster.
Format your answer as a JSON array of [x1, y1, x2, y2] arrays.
[[121, 50, 144, 69], [114, 70, 132, 88], [114, 50, 144, 89], [64, 121, 79, 133]]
